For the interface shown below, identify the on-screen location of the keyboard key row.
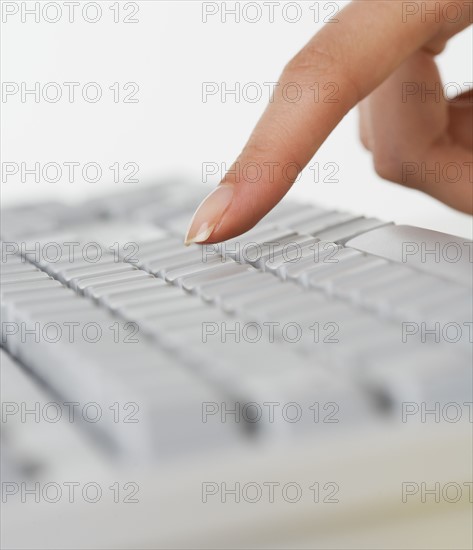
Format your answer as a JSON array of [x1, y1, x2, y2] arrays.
[[2, 253, 372, 448], [0, 257, 245, 460]]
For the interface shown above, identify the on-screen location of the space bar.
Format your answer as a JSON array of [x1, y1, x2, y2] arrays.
[[345, 224, 472, 286]]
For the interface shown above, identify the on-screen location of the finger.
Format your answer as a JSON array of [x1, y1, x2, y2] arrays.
[[364, 50, 448, 179], [358, 99, 373, 151], [363, 50, 472, 212], [185, 0, 462, 245], [418, 144, 473, 213], [449, 89, 473, 149], [449, 88, 473, 103]]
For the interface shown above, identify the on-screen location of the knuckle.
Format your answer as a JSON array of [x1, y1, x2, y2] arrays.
[[359, 131, 371, 152], [283, 42, 338, 78], [372, 151, 403, 183]]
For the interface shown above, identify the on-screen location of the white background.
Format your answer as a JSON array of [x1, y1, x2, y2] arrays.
[[1, 0, 472, 237]]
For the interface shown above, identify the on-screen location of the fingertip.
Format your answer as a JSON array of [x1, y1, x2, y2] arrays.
[[184, 184, 234, 245]]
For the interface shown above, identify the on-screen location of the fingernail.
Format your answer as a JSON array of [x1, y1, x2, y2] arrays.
[[184, 184, 234, 245]]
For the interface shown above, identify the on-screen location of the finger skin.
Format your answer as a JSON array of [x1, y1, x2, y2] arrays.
[[359, 49, 473, 213], [188, 0, 472, 244], [358, 99, 373, 151], [448, 91, 473, 150]]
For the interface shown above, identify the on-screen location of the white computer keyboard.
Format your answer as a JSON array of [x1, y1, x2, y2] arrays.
[[1, 182, 472, 549]]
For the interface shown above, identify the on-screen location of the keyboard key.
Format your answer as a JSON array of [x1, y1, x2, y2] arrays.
[[60, 264, 136, 288], [306, 254, 384, 289], [346, 224, 473, 286], [179, 261, 253, 292], [117, 294, 204, 321], [198, 271, 263, 303], [145, 247, 221, 278], [220, 225, 296, 263], [250, 235, 317, 270], [361, 274, 442, 317], [332, 264, 414, 302], [268, 241, 343, 280], [76, 270, 152, 294], [294, 248, 365, 287], [1, 271, 50, 285], [244, 286, 324, 320], [91, 277, 167, 303], [164, 255, 228, 285], [222, 274, 285, 308], [124, 237, 183, 267], [222, 279, 302, 314], [1, 279, 63, 302], [289, 212, 361, 235], [311, 257, 389, 294], [1, 262, 39, 275], [42, 252, 116, 275], [102, 284, 182, 311], [315, 218, 392, 244], [391, 282, 469, 322], [76, 222, 166, 250]]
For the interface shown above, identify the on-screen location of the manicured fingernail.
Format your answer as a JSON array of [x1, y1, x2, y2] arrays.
[[184, 184, 234, 245]]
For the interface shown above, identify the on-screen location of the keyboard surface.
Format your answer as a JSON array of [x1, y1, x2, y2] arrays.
[[1, 182, 472, 549], [1, 181, 472, 460]]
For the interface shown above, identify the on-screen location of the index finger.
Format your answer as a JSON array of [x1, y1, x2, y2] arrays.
[[184, 0, 457, 245]]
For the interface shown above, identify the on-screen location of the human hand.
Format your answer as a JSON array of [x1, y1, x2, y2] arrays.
[[185, 0, 473, 245]]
